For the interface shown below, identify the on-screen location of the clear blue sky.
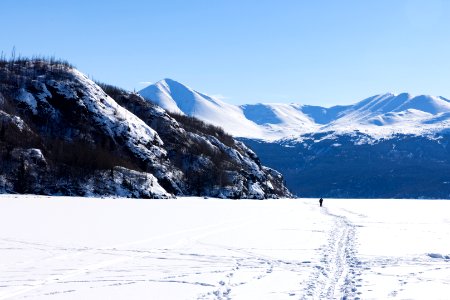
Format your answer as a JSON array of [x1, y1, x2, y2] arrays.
[[1, 0, 450, 106]]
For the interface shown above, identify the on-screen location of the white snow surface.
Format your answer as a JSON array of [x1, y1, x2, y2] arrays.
[[0, 195, 449, 299], [140, 80, 450, 141]]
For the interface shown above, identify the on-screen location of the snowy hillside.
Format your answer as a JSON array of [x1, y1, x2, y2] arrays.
[[241, 103, 320, 138], [0, 59, 291, 198], [1, 195, 449, 299], [140, 80, 450, 140], [139, 79, 264, 138]]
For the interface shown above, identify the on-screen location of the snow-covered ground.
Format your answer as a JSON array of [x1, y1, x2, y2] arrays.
[[0, 195, 449, 299]]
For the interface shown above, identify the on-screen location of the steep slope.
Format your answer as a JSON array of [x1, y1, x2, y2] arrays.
[[0, 59, 291, 199], [139, 79, 264, 138], [0, 59, 173, 198]]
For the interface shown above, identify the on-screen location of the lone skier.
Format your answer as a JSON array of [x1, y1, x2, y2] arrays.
[[319, 198, 323, 207]]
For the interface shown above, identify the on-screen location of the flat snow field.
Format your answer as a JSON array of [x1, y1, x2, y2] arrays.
[[0, 196, 449, 300]]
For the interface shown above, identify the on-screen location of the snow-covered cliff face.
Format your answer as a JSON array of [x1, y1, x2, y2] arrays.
[[0, 60, 291, 199]]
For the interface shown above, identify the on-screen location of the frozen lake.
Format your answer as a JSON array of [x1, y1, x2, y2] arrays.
[[0, 195, 449, 299]]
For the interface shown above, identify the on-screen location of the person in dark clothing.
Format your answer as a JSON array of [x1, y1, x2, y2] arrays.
[[319, 198, 323, 207]]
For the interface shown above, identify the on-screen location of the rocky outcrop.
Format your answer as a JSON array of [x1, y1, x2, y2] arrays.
[[0, 59, 291, 198]]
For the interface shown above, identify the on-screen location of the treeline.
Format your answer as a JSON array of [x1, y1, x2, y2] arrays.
[[0, 52, 73, 69], [0, 55, 74, 96], [168, 112, 235, 148], [96, 81, 126, 100]]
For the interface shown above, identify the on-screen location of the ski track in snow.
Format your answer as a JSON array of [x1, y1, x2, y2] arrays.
[[1, 197, 450, 299], [0, 217, 255, 300], [197, 203, 363, 300], [0, 201, 365, 300], [300, 206, 361, 300]]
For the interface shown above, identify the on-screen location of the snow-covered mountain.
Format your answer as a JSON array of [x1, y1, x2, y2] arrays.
[[140, 79, 450, 198], [241, 93, 450, 139], [319, 93, 450, 137], [139, 79, 264, 138], [140, 80, 450, 140], [242, 94, 450, 198]]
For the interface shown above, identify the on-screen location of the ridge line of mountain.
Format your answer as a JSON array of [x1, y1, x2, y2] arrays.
[[139, 78, 450, 141]]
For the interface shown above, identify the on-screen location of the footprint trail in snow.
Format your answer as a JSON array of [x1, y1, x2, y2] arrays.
[[1, 196, 449, 299]]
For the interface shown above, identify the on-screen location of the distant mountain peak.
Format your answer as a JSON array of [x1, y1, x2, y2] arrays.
[[156, 78, 191, 90], [139, 79, 265, 138]]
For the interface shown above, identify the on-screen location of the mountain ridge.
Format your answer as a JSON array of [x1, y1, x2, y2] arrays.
[[139, 79, 450, 141]]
